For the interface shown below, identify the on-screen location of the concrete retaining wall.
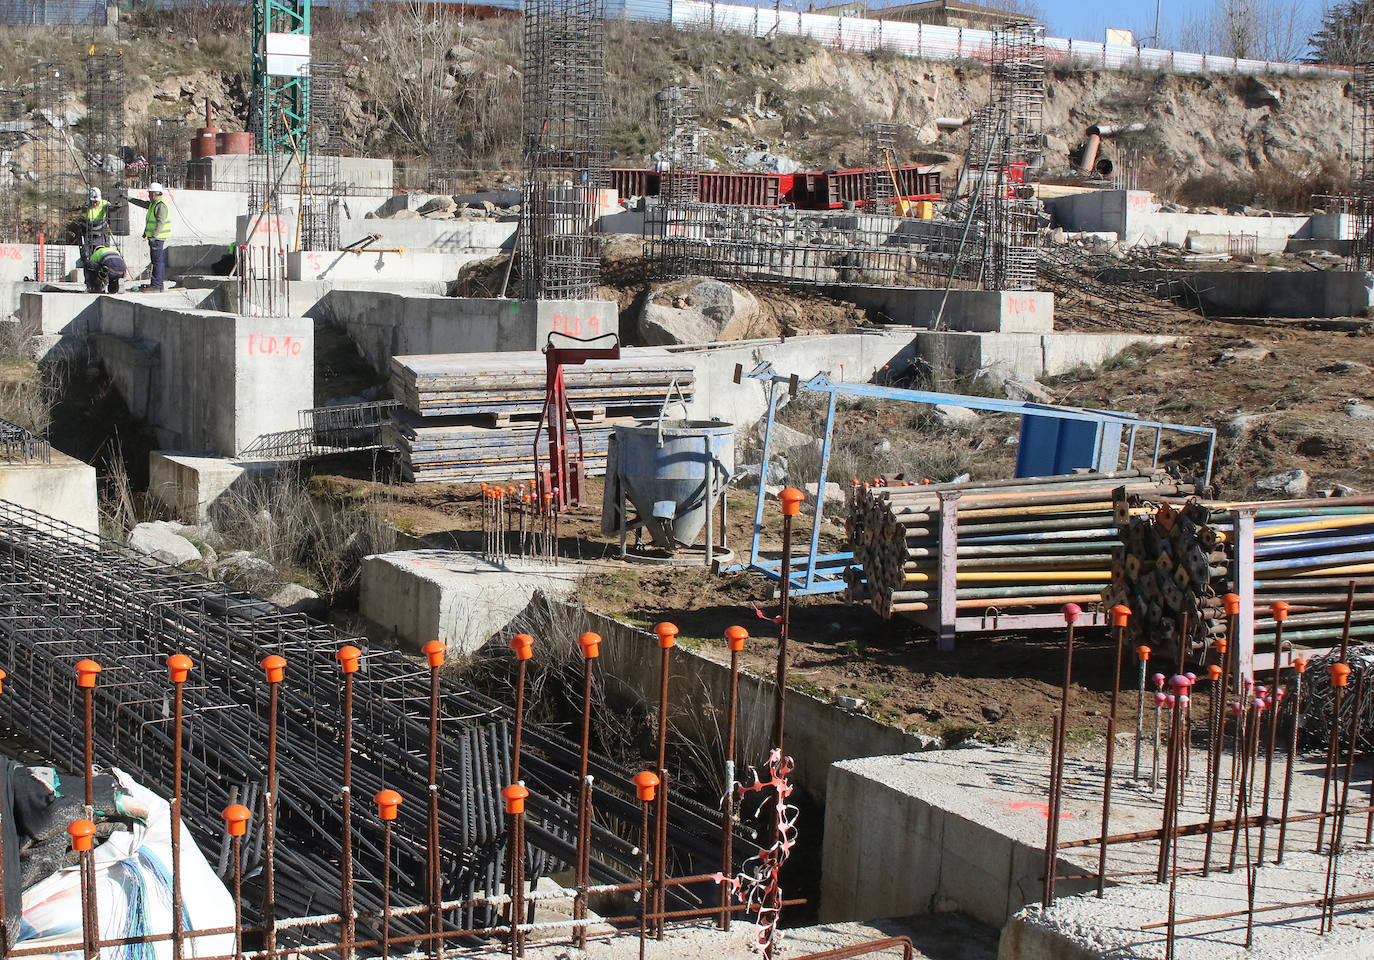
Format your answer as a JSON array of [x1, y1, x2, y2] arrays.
[[669, 328, 919, 430], [0, 454, 98, 535], [324, 291, 619, 374], [821, 753, 1094, 928], [89, 298, 313, 456], [1100, 268, 1374, 318], [1044, 190, 1315, 247], [523, 597, 923, 802], [287, 249, 490, 282], [846, 289, 1054, 333], [238, 211, 516, 254], [147, 452, 279, 522], [913, 330, 1176, 380]]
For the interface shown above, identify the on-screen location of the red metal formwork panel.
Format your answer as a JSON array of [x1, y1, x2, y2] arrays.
[[696, 171, 786, 206]]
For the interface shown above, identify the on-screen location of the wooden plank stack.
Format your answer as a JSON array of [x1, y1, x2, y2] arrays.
[[388, 348, 696, 483], [848, 471, 1197, 625]]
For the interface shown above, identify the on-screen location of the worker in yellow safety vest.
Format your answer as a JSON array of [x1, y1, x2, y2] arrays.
[[80, 245, 127, 294], [80, 188, 120, 258], [128, 183, 171, 291]]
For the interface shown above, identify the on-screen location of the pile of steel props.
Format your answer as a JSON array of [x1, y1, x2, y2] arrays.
[[848, 471, 1195, 621], [481, 482, 561, 564], [1043, 583, 1374, 955]]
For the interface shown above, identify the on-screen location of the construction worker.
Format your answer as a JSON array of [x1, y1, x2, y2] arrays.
[[80, 187, 119, 256], [80, 244, 127, 294], [128, 182, 171, 291]]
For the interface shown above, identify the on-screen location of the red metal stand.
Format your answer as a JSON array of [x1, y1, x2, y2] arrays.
[[534, 331, 620, 511]]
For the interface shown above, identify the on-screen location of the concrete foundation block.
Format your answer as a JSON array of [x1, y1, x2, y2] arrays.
[[360, 550, 585, 655], [847, 288, 1054, 333], [0, 452, 99, 536], [328, 292, 619, 374], [148, 452, 279, 522], [913, 331, 1176, 380], [287, 249, 489, 282]]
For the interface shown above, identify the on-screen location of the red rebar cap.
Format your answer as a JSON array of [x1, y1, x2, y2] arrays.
[[1330, 662, 1352, 687], [423, 640, 446, 668], [374, 789, 402, 821], [67, 819, 96, 852], [1207, 664, 1223, 681], [261, 655, 286, 684], [1270, 600, 1290, 622], [578, 632, 602, 660], [725, 625, 749, 652], [1223, 593, 1241, 616], [222, 804, 252, 836], [502, 783, 529, 815], [1171, 674, 1190, 694], [1136, 645, 1151, 661], [336, 645, 362, 674], [779, 488, 805, 517], [510, 634, 535, 661], [654, 622, 678, 649], [166, 653, 193, 684], [75, 659, 101, 688], [1294, 657, 1309, 674], [1061, 602, 1081, 625], [1109, 604, 1131, 628], [632, 770, 660, 802]]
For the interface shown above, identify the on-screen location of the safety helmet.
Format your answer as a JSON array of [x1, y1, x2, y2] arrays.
[[149, 182, 164, 194], [88, 187, 101, 202]]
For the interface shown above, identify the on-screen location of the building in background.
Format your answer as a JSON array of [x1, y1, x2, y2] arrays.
[[811, 0, 1033, 28]]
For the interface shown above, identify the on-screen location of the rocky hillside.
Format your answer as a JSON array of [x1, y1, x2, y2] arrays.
[[0, 11, 1356, 206]]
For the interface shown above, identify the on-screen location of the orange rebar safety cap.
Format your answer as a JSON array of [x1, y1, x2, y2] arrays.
[[336, 645, 362, 674], [632, 770, 660, 802], [166, 654, 193, 683], [779, 488, 804, 517], [725, 625, 748, 652], [222, 804, 252, 836], [577, 632, 602, 659], [423, 640, 446, 668], [1109, 605, 1131, 628], [374, 790, 402, 821], [502, 783, 529, 815], [654, 622, 678, 649], [262, 655, 286, 684], [510, 634, 535, 661], [75, 659, 101, 688], [67, 819, 96, 851]]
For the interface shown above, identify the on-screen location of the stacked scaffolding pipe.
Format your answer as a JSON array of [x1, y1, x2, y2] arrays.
[[849, 471, 1197, 626], [1113, 495, 1374, 658]]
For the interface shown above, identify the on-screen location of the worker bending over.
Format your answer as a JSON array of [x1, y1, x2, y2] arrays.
[[128, 182, 171, 291], [80, 245, 127, 294]]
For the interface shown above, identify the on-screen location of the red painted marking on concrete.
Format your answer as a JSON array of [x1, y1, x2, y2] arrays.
[[1009, 801, 1073, 820], [246, 334, 303, 358], [550, 314, 602, 337], [0, 247, 22, 262]]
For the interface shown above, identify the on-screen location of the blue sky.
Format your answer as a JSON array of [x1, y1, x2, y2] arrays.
[[1037, 0, 1326, 48]]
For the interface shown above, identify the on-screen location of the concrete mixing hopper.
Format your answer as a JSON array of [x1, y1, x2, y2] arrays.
[[602, 419, 734, 559]]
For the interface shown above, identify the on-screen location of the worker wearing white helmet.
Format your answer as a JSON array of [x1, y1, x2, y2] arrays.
[[80, 187, 120, 258], [129, 182, 171, 291]]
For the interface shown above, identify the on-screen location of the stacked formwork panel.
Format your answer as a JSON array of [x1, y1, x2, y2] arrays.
[[519, 0, 608, 301]]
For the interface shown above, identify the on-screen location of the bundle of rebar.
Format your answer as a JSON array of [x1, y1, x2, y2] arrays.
[[0, 497, 730, 938], [849, 471, 1197, 621], [1113, 494, 1374, 655]]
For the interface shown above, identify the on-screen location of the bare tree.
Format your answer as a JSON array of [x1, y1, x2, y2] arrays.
[[1163, 0, 1315, 60]]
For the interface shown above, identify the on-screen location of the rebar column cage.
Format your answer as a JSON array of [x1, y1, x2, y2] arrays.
[[300, 60, 342, 252], [519, 0, 609, 301], [862, 121, 899, 216], [0, 88, 21, 242], [85, 52, 128, 237], [143, 118, 189, 190], [31, 62, 81, 244], [656, 85, 701, 204], [986, 23, 1044, 291], [1352, 61, 1374, 271]]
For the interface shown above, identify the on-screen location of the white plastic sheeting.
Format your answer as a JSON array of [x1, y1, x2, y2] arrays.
[[19, 770, 235, 959]]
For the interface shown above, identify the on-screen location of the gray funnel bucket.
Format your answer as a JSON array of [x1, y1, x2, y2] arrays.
[[607, 419, 734, 549]]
